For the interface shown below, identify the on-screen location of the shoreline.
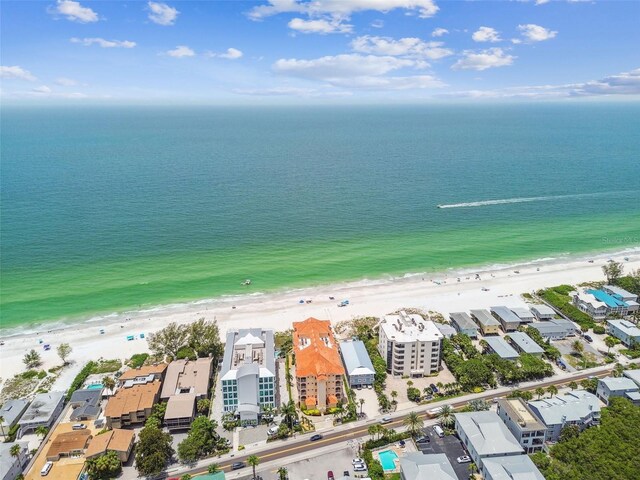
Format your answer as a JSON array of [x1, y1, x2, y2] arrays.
[[1, 247, 639, 382]]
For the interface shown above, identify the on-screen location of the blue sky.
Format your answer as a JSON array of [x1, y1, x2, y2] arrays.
[[1, 0, 639, 103]]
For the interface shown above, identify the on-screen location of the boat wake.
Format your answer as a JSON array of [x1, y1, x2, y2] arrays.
[[437, 190, 634, 209]]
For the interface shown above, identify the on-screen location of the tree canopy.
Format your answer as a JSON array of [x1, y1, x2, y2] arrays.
[[85, 451, 121, 480], [134, 421, 174, 477], [147, 318, 223, 361]]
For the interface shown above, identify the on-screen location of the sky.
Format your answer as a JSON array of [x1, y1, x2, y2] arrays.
[[1, 0, 639, 103]]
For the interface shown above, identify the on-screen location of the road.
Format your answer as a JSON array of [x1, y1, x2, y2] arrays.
[[176, 363, 621, 478]]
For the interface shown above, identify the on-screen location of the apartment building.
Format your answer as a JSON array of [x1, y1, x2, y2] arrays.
[[496, 398, 546, 453], [527, 391, 601, 442]]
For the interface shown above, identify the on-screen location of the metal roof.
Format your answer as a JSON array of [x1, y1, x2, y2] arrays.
[[399, 453, 457, 480], [482, 455, 545, 480], [607, 320, 640, 337], [528, 391, 600, 426], [507, 332, 544, 355], [510, 307, 535, 320], [455, 411, 523, 457], [490, 306, 522, 324], [623, 369, 640, 387], [599, 376, 638, 391], [449, 312, 478, 331], [0, 399, 29, 428], [470, 309, 500, 327], [19, 392, 64, 424], [339, 340, 375, 377], [483, 337, 519, 359], [530, 305, 556, 317]]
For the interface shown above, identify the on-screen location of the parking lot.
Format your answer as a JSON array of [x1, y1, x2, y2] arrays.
[[414, 426, 471, 480]]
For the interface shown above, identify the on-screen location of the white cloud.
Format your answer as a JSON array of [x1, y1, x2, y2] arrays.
[[55, 77, 78, 86], [518, 24, 557, 42], [535, 0, 550, 4], [570, 68, 640, 96], [219, 48, 244, 59], [32, 85, 52, 94], [148, 1, 179, 26], [166, 45, 195, 57], [371, 19, 385, 28], [351, 35, 453, 60], [288, 17, 352, 34], [472, 26, 502, 43], [71, 37, 136, 48], [431, 28, 448, 37], [50, 0, 98, 23], [248, 0, 439, 20], [232, 86, 352, 97], [452, 48, 515, 71], [0, 65, 37, 81]]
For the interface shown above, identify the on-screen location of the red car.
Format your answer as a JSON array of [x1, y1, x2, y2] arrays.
[[328, 471, 334, 480]]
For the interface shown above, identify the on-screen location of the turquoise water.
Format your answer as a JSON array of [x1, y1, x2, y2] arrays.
[[1, 104, 640, 331], [378, 450, 399, 470], [86, 383, 104, 390]]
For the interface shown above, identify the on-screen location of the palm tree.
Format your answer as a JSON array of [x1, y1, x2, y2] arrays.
[[10, 443, 22, 465], [568, 381, 578, 391], [438, 405, 455, 428], [403, 411, 424, 437], [613, 363, 625, 378], [546, 385, 558, 398], [208, 463, 220, 474], [35, 426, 49, 439], [359, 398, 365, 416], [605, 337, 617, 354], [102, 376, 116, 393], [572, 340, 584, 357], [281, 400, 297, 430], [535, 387, 545, 399], [436, 382, 444, 392], [247, 455, 260, 480], [277, 466, 288, 480], [368, 424, 378, 440], [407, 380, 414, 387]]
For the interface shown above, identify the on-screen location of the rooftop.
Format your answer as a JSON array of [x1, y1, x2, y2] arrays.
[[603, 285, 637, 300], [470, 309, 501, 327], [0, 442, 28, 478], [339, 340, 375, 377], [293, 318, 344, 379], [455, 411, 523, 457], [399, 453, 457, 480], [118, 363, 167, 382], [381, 311, 443, 343], [607, 319, 640, 336], [47, 430, 92, 459], [482, 455, 546, 480], [623, 369, 640, 387], [164, 393, 196, 420], [530, 318, 576, 333], [161, 357, 212, 399], [530, 305, 556, 317], [19, 391, 65, 424], [70, 388, 102, 405], [449, 312, 478, 331], [221, 328, 276, 381], [497, 398, 545, 431], [507, 332, 544, 355], [510, 307, 535, 320], [528, 391, 600, 426], [85, 429, 135, 459], [586, 289, 628, 308], [599, 376, 639, 391], [104, 380, 161, 419], [0, 398, 29, 427], [483, 336, 519, 359], [490, 306, 522, 324]]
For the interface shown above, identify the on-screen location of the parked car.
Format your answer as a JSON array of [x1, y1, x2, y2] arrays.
[[456, 456, 471, 463], [267, 426, 279, 436], [72, 423, 87, 430], [415, 436, 430, 443], [584, 335, 593, 343], [310, 434, 323, 441], [380, 416, 392, 424], [429, 383, 439, 393], [433, 425, 445, 437], [354, 464, 367, 472], [343, 471, 350, 477], [327, 471, 334, 480], [352, 458, 364, 465], [231, 462, 246, 470]]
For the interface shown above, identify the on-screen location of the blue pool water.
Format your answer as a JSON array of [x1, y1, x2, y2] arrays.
[[379, 450, 399, 470], [86, 383, 103, 389]]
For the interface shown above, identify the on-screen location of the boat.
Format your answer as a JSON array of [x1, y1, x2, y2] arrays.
[[437, 205, 443, 209], [242, 279, 251, 286]]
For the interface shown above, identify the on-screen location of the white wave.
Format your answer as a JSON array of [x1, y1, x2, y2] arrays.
[[437, 190, 635, 209]]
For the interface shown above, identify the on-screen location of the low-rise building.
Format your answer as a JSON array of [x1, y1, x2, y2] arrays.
[[530, 318, 577, 340], [339, 340, 375, 387], [69, 389, 103, 421], [434, 322, 457, 338], [602, 285, 639, 307], [294, 318, 345, 412], [117, 363, 167, 386], [623, 369, 640, 387], [606, 319, 640, 347], [0, 399, 29, 435], [104, 379, 161, 429], [506, 331, 544, 356], [527, 391, 601, 442], [470, 309, 501, 335], [46, 430, 92, 461], [530, 305, 556, 321], [164, 394, 196, 430], [596, 376, 640, 406], [221, 328, 277, 425], [490, 306, 522, 332], [17, 392, 65, 438], [496, 398, 546, 453], [573, 288, 637, 320], [510, 307, 535, 324], [0, 442, 29, 480], [449, 312, 479, 338], [399, 452, 457, 480], [482, 455, 546, 480], [482, 337, 519, 360], [85, 428, 135, 463], [379, 311, 443, 377], [454, 411, 524, 470]]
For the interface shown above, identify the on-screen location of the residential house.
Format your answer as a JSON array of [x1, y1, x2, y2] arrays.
[[46, 430, 92, 461], [496, 398, 546, 453], [434, 323, 457, 338], [454, 411, 524, 471], [294, 318, 345, 412], [527, 391, 601, 442], [606, 320, 640, 347], [602, 285, 639, 310], [17, 392, 64, 438], [491, 306, 522, 332], [482, 337, 519, 360], [0, 399, 29, 436], [69, 389, 102, 421], [623, 369, 640, 387], [506, 331, 544, 356], [221, 328, 277, 425], [104, 379, 161, 429], [85, 429, 135, 463], [482, 455, 546, 480], [596, 377, 640, 406], [339, 340, 375, 387], [117, 363, 167, 386], [470, 310, 501, 335], [399, 453, 457, 480], [530, 305, 556, 321], [448, 312, 479, 338], [0, 442, 29, 480], [378, 311, 443, 377], [572, 288, 637, 320], [510, 307, 535, 324], [530, 318, 577, 340]]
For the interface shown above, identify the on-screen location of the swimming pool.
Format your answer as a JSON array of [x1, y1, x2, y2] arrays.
[[378, 450, 398, 471], [86, 383, 103, 389]]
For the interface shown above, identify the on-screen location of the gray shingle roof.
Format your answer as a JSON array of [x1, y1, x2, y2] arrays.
[[399, 453, 457, 480], [528, 391, 600, 426], [339, 340, 375, 376], [482, 455, 545, 480], [0, 399, 29, 428], [455, 411, 523, 457]]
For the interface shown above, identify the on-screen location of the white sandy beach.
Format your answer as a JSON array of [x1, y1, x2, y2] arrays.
[[1, 250, 639, 383]]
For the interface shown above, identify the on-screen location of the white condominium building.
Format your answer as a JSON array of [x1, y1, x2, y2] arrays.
[[378, 311, 443, 377]]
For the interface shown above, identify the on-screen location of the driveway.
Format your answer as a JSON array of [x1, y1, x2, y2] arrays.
[[352, 386, 379, 419], [415, 427, 471, 480]]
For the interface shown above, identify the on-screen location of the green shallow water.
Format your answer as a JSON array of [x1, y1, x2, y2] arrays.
[[1, 105, 639, 331]]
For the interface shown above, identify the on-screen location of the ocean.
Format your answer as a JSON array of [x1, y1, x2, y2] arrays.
[[1, 104, 640, 332]]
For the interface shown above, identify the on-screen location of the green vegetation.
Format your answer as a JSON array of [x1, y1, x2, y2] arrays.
[[403, 411, 424, 436], [593, 325, 606, 335], [538, 285, 595, 329], [23, 349, 42, 369], [274, 329, 293, 357], [135, 419, 174, 476], [532, 398, 640, 480], [147, 318, 224, 361], [127, 353, 149, 368], [66, 361, 97, 401], [523, 326, 561, 361], [177, 416, 225, 463], [91, 359, 122, 374], [85, 450, 122, 480], [57, 343, 72, 365]]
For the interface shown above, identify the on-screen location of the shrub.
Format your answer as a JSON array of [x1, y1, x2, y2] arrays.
[[305, 409, 321, 416], [593, 325, 606, 335], [37, 370, 47, 379], [127, 353, 149, 368], [67, 361, 97, 401]]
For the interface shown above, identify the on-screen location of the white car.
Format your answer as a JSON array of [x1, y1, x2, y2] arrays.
[[456, 456, 471, 464], [353, 464, 367, 472], [352, 458, 364, 465]]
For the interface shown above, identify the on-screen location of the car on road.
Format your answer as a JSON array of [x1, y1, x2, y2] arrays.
[[310, 434, 323, 441], [584, 335, 593, 343], [354, 464, 367, 472], [380, 416, 392, 424], [231, 462, 246, 470], [415, 436, 430, 443], [343, 472, 350, 477], [352, 458, 364, 465], [456, 456, 471, 463], [327, 471, 334, 480]]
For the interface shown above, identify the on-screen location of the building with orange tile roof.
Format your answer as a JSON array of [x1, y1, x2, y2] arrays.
[[85, 429, 135, 462], [117, 363, 167, 385], [104, 380, 161, 429], [293, 318, 345, 412]]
